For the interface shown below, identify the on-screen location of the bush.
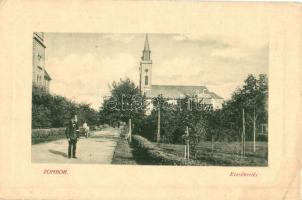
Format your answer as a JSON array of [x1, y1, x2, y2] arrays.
[[32, 128, 66, 144], [132, 135, 195, 165], [256, 134, 268, 142]]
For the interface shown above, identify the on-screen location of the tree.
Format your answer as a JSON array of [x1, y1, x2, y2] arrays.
[[219, 74, 268, 142], [77, 103, 99, 126], [99, 78, 146, 133], [32, 85, 99, 129], [32, 104, 52, 128]]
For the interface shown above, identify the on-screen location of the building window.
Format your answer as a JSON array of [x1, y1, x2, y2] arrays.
[[145, 75, 148, 85]]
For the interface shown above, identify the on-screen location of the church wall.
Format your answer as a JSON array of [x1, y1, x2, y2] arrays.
[[140, 61, 152, 93], [167, 99, 177, 105], [212, 98, 223, 110]]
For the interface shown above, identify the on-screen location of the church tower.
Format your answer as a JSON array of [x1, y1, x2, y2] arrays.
[[139, 34, 152, 94]]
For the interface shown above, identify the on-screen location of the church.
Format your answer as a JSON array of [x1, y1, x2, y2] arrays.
[[139, 34, 223, 112]]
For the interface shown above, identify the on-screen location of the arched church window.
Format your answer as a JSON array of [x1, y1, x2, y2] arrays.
[[145, 75, 148, 85]]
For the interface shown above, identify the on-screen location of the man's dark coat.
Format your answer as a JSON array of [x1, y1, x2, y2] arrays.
[[65, 121, 79, 140]]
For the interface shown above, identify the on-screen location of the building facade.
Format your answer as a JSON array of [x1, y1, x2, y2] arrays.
[[139, 34, 224, 113], [32, 32, 51, 92]]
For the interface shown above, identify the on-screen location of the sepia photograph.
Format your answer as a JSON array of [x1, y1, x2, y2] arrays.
[[2, 1, 302, 199], [31, 32, 268, 166]]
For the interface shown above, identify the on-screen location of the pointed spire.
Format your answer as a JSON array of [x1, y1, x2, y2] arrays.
[[144, 34, 150, 51], [142, 34, 151, 61]]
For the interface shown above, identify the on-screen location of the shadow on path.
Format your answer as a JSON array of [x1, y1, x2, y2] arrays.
[[49, 149, 67, 158]]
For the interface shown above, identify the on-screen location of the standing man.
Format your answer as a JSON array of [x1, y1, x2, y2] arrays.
[[65, 115, 79, 159]]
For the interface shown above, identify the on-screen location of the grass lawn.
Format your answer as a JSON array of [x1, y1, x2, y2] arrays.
[[111, 136, 137, 165], [155, 141, 268, 166]]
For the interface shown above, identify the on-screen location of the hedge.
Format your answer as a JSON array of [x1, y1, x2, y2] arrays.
[[256, 134, 268, 142], [132, 135, 195, 165], [32, 128, 66, 144]]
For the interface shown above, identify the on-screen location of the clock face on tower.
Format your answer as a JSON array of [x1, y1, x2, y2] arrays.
[[145, 69, 148, 73]]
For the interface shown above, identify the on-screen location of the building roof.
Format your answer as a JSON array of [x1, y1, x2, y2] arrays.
[[208, 92, 223, 99], [44, 70, 52, 80], [33, 33, 46, 48], [145, 84, 223, 100]]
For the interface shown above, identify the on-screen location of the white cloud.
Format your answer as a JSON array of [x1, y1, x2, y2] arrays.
[[102, 34, 135, 43], [172, 33, 209, 42], [47, 53, 137, 109], [211, 47, 249, 59], [172, 34, 187, 41], [172, 33, 268, 51]]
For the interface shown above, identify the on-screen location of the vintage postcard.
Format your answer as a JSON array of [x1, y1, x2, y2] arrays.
[[31, 32, 268, 167], [0, 1, 301, 200]]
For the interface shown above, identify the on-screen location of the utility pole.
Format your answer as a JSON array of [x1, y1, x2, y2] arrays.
[[121, 94, 124, 111], [184, 141, 187, 159], [241, 126, 244, 157], [157, 105, 161, 142], [242, 108, 246, 157], [128, 118, 132, 143], [187, 98, 191, 111], [179, 99, 182, 111], [186, 126, 190, 160], [253, 106, 256, 153], [211, 134, 214, 154]]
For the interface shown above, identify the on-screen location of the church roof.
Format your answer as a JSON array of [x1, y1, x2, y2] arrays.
[[208, 92, 223, 99], [145, 85, 223, 99], [44, 69, 52, 80]]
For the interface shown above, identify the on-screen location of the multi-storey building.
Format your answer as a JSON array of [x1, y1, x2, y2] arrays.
[[32, 32, 51, 92]]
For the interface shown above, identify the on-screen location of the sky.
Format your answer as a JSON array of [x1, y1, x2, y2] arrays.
[[45, 33, 268, 110]]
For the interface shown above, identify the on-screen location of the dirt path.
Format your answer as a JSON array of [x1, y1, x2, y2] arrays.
[[31, 127, 120, 164]]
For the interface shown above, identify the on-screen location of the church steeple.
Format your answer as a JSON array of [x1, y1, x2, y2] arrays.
[[144, 34, 150, 51], [142, 34, 151, 61], [139, 34, 152, 94]]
